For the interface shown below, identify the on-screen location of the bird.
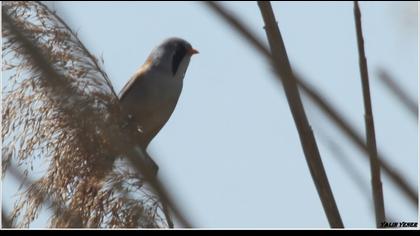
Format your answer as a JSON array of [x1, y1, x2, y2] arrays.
[[118, 37, 198, 175]]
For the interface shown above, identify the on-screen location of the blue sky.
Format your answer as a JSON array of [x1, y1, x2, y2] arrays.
[[2, 1, 418, 228]]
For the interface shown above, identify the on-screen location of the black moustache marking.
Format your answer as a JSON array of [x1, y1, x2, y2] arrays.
[[172, 43, 188, 76]]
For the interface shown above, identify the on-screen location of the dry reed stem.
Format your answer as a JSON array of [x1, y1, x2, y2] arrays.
[[205, 1, 417, 206], [258, 1, 343, 228], [353, 1, 385, 227], [378, 69, 418, 118]]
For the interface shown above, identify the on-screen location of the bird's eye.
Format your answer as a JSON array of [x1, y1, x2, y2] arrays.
[[172, 44, 187, 76]]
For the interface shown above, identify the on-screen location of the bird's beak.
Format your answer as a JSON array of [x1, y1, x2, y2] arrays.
[[189, 48, 199, 55]]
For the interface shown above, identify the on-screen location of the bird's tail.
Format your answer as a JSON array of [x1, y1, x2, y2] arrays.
[[141, 150, 159, 177], [128, 146, 159, 178]]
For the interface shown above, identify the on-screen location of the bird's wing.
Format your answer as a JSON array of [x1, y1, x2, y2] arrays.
[[119, 59, 153, 101], [119, 73, 141, 101]]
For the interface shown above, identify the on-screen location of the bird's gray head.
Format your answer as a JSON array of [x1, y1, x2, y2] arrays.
[[147, 37, 198, 79]]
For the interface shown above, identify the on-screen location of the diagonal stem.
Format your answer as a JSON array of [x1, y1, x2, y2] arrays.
[[378, 69, 418, 118], [257, 1, 344, 228], [353, 1, 385, 228], [204, 0, 417, 207]]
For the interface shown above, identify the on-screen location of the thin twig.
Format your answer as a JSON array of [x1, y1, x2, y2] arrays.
[[204, 1, 417, 206], [377, 69, 418, 118], [257, 1, 343, 228], [317, 132, 370, 196], [316, 132, 400, 224], [353, 1, 385, 227]]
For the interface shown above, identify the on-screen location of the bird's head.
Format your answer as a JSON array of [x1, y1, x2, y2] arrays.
[[147, 37, 199, 79]]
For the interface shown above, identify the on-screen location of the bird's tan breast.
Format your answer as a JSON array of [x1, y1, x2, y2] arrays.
[[119, 68, 183, 147]]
